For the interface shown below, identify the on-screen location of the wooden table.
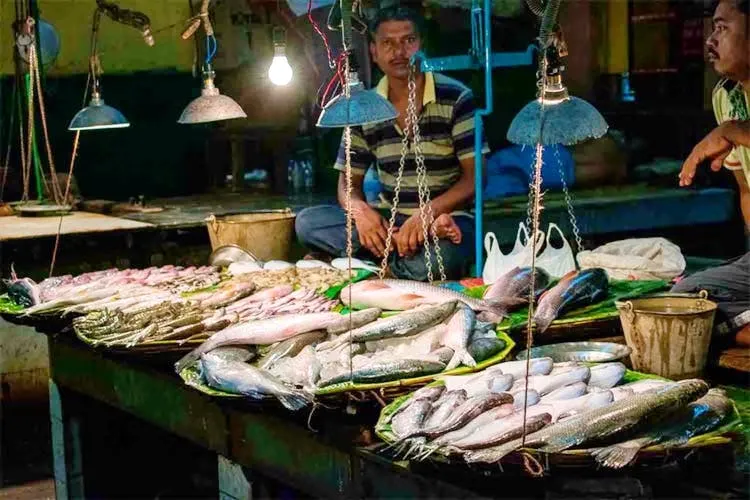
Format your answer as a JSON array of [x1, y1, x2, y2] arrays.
[[0, 212, 153, 242]]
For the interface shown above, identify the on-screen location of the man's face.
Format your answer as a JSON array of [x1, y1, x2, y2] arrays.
[[370, 20, 421, 80], [707, 0, 750, 81]]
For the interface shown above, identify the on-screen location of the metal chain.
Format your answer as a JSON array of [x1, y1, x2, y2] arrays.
[[552, 145, 583, 254]]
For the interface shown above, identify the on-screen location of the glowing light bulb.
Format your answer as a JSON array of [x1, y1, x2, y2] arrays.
[[268, 46, 293, 86]]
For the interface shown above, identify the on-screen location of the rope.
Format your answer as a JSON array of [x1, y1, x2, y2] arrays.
[[48, 131, 80, 278], [521, 451, 544, 477]]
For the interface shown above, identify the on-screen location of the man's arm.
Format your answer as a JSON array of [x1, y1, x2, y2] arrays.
[[336, 171, 389, 257], [733, 169, 750, 229], [680, 120, 748, 186]]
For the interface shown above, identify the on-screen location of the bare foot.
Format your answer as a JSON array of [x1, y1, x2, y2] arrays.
[[432, 214, 462, 244]]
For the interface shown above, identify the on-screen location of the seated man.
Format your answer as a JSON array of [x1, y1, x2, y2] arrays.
[[296, 7, 488, 281]]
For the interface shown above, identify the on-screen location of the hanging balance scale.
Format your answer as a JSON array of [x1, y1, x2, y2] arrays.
[[12, 16, 71, 217]]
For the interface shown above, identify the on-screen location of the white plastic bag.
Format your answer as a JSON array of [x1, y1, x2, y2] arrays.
[[576, 237, 686, 281], [483, 222, 544, 284], [536, 223, 577, 279]]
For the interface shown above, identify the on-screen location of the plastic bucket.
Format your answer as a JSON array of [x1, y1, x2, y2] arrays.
[[615, 291, 717, 380], [205, 209, 296, 262]]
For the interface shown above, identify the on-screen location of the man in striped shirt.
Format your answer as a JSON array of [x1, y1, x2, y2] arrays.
[[296, 7, 488, 280]]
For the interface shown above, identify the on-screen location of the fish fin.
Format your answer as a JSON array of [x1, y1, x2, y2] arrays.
[[276, 390, 313, 411], [445, 348, 476, 371], [591, 439, 650, 469], [536, 436, 580, 454], [174, 348, 202, 374]]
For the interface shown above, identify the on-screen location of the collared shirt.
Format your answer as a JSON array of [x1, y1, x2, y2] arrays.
[[712, 79, 750, 187], [334, 72, 489, 213]]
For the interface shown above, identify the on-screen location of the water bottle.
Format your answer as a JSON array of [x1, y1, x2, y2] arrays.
[[303, 160, 314, 193]]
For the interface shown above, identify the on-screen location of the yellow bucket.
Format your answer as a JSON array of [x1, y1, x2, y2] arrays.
[[205, 209, 296, 262], [615, 291, 717, 380]]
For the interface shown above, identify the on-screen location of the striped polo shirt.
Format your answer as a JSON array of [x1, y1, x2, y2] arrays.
[[712, 79, 750, 187], [334, 72, 489, 214]]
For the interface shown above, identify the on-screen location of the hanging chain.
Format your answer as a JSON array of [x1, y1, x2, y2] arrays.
[[553, 145, 583, 253]]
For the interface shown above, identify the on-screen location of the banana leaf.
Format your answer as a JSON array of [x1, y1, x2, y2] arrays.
[[375, 369, 744, 460], [0, 294, 24, 315]]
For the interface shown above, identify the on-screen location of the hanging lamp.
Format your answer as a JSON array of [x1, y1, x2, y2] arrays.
[[507, 0, 607, 146], [69, 0, 153, 131], [178, 0, 246, 124], [316, 0, 396, 128]]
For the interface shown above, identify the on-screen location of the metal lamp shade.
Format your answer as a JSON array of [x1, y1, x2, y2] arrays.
[[317, 80, 398, 128], [68, 93, 130, 131], [178, 84, 247, 125], [507, 95, 608, 146]]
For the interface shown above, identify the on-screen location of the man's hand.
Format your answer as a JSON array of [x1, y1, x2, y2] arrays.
[[680, 123, 735, 187], [352, 201, 388, 257], [394, 214, 426, 257]]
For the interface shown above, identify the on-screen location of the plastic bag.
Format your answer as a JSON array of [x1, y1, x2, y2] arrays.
[[483, 222, 543, 284], [576, 237, 686, 281], [536, 223, 577, 279]]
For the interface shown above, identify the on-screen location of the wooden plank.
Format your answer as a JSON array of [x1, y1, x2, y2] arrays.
[[718, 347, 750, 373], [0, 212, 153, 241]]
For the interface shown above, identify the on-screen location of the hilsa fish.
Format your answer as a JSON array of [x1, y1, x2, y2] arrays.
[[317, 358, 447, 387], [534, 268, 609, 333], [175, 308, 380, 373], [465, 379, 708, 464], [592, 388, 733, 469], [483, 267, 551, 310], [200, 354, 312, 411]]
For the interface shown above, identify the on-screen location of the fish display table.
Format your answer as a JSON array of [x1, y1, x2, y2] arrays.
[[47, 337, 743, 499]]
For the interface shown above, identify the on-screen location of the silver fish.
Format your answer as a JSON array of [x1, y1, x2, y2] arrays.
[[176, 309, 380, 373], [451, 412, 552, 451], [494, 358, 554, 380], [540, 382, 588, 402], [200, 354, 311, 411], [258, 330, 327, 370], [390, 385, 446, 421], [423, 390, 469, 430], [588, 362, 627, 389], [483, 267, 551, 311], [592, 388, 733, 469], [511, 366, 591, 395], [429, 404, 516, 450], [511, 388, 541, 410], [461, 373, 514, 398], [465, 379, 709, 463], [317, 358, 446, 387], [442, 305, 477, 370], [208, 346, 256, 363], [322, 302, 457, 349], [412, 392, 515, 440], [392, 399, 434, 438]]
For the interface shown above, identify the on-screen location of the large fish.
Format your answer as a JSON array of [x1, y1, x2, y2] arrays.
[[392, 399, 434, 438], [422, 390, 469, 430], [464, 379, 708, 463], [429, 404, 517, 451], [451, 412, 552, 451], [200, 354, 312, 411], [483, 267, 551, 309], [380, 279, 509, 320], [320, 302, 457, 349], [533, 268, 609, 333], [410, 392, 514, 440], [316, 358, 447, 387], [339, 281, 431, 311], [592, 388, 732, 469], [510, 366, 591, 396], [175, 308, 380, 373], [588, 362, 627, 389], [442, 305, 477, 370]]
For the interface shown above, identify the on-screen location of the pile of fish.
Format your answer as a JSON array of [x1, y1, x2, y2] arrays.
[[382, 359, 731, 469], [72, 284, 338, 349], [227, 257, 373, 292], [4, 266, 222, 309], [339, 267, 610, 332]]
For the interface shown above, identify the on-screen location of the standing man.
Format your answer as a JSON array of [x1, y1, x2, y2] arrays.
[[676, 0, 750, 344], [295, 6, 488, 281]]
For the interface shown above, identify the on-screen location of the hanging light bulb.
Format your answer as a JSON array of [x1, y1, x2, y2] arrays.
[[178, 65, 247, 124], [268, 27, 293, 86]]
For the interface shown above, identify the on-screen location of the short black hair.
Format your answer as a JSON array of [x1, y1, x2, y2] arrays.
[[712, 0, 750, 15], [369, 6, 424, 41]]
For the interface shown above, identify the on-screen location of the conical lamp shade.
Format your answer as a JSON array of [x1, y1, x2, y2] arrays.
[[178, 77, 246, 125], [68, 93, 130, 131], [507, 95, 608, 146], [317, 75, 398, 128]]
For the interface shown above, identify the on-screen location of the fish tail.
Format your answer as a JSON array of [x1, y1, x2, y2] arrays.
[[464, 438, 521, 464], [592, 440, 647, 469], [445, 348, 476, 371], [277, 390, 313, 411]]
